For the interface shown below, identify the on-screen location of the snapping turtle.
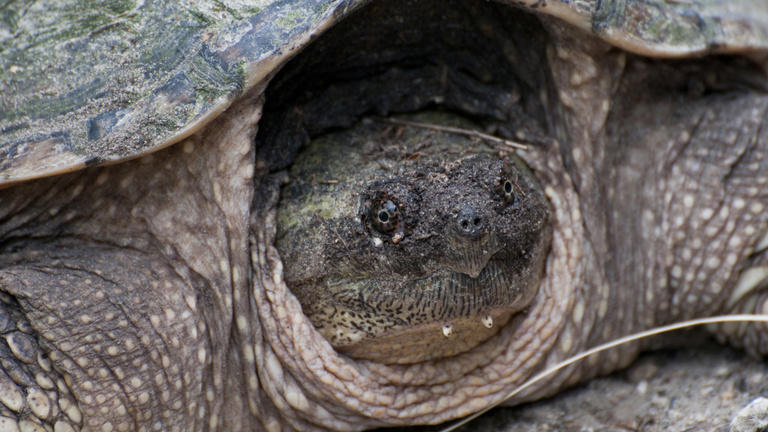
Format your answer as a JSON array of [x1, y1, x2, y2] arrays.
[[1, 0, 768, 431]]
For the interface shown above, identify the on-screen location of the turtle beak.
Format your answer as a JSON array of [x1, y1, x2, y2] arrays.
[[444, 232, 497, 278]]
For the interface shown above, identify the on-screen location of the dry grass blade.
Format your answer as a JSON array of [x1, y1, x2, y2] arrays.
[[375, 117, 528, 150], [440, 314, 768, 432]]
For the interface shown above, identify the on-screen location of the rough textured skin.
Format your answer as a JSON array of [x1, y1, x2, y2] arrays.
[[275, 114, 551, 363], [0, 89, 263, 431], [0, 0, 767, 431]]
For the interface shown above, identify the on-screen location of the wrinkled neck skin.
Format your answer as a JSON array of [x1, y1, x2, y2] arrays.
[[246, 32, 611, 429], [0, 1, 767, 431]]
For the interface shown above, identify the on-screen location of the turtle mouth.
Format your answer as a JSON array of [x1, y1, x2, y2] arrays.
[[309, 255, 536, 363], [318, 253, 533, 330]]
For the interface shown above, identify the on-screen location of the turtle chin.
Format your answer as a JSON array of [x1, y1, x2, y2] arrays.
[[334, 309, 518, 364], [305, 258, 541, 364]]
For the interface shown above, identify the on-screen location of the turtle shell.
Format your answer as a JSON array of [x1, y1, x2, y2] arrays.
[[1, 0, 767, 186]]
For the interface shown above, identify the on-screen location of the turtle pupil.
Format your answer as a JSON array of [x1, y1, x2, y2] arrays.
[[504, 181, 512, 194], [378, 211, 389, 222]]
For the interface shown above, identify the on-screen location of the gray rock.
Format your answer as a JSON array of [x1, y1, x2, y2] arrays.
[[732, 397, 768, 432]]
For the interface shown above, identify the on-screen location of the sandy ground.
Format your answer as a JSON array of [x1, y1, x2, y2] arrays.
[[453, 338, 767, 432]]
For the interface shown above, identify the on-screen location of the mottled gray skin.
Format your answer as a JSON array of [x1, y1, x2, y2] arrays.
[[0, 0, 767, 432], [275, 115, 551, 363]]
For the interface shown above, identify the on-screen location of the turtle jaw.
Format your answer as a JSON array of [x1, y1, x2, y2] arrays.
[[305, 254, 543, 363], [335, 309, 518, 364]]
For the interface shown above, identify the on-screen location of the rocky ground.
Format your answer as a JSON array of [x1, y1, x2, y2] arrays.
[[455, 337, 768, 432], [383, 333, 768, 432]]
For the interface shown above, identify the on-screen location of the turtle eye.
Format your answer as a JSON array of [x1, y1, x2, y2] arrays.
[[370, 199, 399, 233], [501, 179, 515, 203]]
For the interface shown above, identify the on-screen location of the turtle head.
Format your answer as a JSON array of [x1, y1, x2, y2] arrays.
[[360, 153, 547, 288], [276, 123, 551, 363]]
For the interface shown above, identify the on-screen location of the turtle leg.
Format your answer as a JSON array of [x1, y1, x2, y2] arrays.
[[714, 246, 768, 357], [0, 240, 215, 432], [643, 89, 768, 353], [0, 288, 81, 431], [582, 56, 768, 350], [0, 96, 260, 430], [678, 95, 768, 347]]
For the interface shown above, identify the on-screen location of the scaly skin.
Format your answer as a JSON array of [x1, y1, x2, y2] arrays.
[[0, 1, 767, 431]]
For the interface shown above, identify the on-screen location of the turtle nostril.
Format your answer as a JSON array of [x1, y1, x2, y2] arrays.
[[456, 206, 484, 235]]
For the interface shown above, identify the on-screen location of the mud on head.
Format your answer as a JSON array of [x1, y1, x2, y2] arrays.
[[273, 115, 551, 363]]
